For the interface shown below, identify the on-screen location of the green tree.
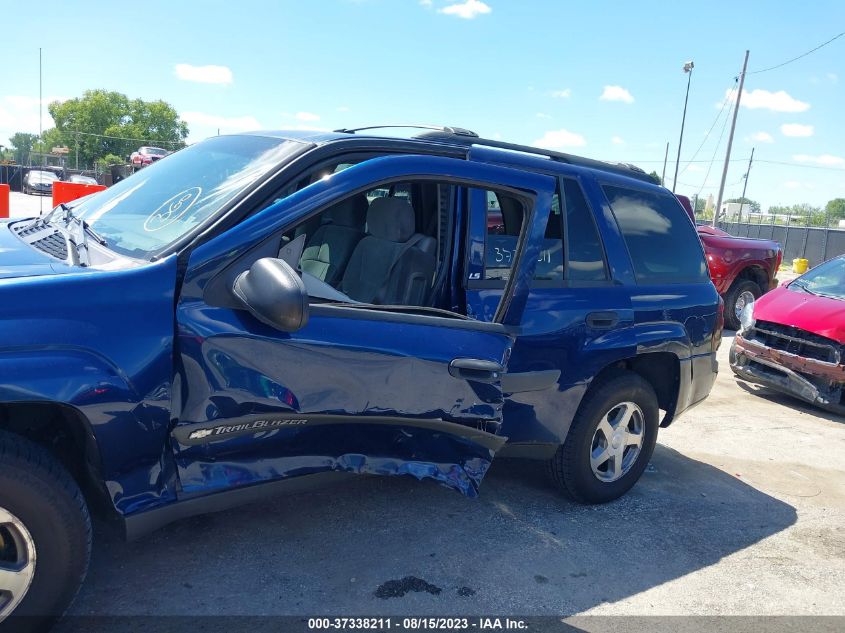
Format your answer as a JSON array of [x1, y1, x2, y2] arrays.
[[825, 198, 845, 220], [95, 153, 125, 173], [725, 197, 760, 213], [44, 90, 189, 168], [647, 170, 662, 185], [8, 132, 38, 164]]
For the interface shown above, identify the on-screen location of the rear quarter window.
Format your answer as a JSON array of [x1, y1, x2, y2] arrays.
[[603, 184, 708, 284]]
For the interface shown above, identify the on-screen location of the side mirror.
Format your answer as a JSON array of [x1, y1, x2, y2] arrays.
[[233, 258, 309, 332]]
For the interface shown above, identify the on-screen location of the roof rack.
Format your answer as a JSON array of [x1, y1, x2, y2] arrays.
[[414, 131, 656, 184], [332, 124, 655, 184], [333, 124, 479, 138]]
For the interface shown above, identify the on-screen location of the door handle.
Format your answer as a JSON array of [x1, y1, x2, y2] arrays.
[[586, 311, 620, 329], [449, 358, 503, 383]]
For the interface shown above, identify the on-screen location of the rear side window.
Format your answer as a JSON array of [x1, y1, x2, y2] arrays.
[[484, 190, 563, 282], [603, 184, 708, 284], [562, 179, 607, 281]]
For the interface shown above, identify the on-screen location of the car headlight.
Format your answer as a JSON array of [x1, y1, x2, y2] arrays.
[[739, 301, 755, 333]]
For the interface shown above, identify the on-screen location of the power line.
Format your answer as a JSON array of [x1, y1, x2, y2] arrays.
[[697, 96, 734, 198], [679, 79, 737, 175], [68, 130, 184, 146], [619, 158, 747, 164], [756, 159, 845, 171], [747, 30, 845, 74]]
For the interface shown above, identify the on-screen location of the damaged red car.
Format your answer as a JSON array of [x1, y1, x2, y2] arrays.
[[730, 255, 845, 414]]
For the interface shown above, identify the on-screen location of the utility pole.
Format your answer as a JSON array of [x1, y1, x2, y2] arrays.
[[39, 47, 43, 215], [713, 50, 749, 226], [661, 141, 669, 185], [672, 61, 695, 192], [738, 147, 755, 221]]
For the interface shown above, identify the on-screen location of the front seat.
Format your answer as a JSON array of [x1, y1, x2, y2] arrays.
[[340, 197, 436, 305], [298, 193, 369, 286]]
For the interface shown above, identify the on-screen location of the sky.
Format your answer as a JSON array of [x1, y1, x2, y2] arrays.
[[1, 0, 843, 211]]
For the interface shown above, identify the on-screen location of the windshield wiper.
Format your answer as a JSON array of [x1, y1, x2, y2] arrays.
[[59, 203, 108, 246], [790, 281, 816, 295]]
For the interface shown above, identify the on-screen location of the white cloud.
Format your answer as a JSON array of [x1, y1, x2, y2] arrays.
[[551, 89, 571, 99], [532, 129, 587, 149], [181, 111, 260, 135], [174, 63, 233, 85], [600, 85, 634, 103], [295, 111, 320, 122], [828, 72, 839, 83], [780, 123, 814, 137], [611, 136, 625, 145], [0, 95, 66, 138], [336, 106, 350, 112], [438, 0, 491, 19], [536, 112, 551, 119], [420, 0, 432, 5], [750, 131, 774, 143], [722, 88, 809, 112], [793, 154, 845, 166]]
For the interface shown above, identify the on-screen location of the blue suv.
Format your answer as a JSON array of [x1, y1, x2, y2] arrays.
[[0, 126, 721, 627]]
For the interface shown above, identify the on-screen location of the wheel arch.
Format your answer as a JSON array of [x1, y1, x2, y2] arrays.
[[587, 351, 682, 427], [735, 264, 770, 294], [0, 401, 107, 502]]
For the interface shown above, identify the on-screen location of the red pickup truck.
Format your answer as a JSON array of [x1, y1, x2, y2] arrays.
[[676, 195, 783, 330]]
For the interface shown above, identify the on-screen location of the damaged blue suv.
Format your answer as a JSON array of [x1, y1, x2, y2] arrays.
[[0, 126, 721, 627]]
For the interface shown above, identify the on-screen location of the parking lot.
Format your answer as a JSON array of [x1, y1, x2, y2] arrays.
[[43, 330, 840, 622], [6, 191, 52, 219]]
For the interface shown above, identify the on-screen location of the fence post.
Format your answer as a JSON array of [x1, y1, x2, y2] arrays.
[[801, 213, 810, 260], [822, 208, 831, 262]]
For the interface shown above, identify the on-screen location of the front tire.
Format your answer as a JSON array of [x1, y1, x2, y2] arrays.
[[547, 372, 659, 504], [0, 431, 91, 632], [724, 279, 762, 331]]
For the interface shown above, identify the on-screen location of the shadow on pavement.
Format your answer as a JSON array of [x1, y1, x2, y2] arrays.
[[61, 444, 797, 620], [733, 378, 845, 425]]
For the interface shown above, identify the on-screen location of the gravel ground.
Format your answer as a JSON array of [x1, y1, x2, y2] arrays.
[[52, 333, 844, 622]]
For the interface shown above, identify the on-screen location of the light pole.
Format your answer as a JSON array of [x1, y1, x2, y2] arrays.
[[672, 61, 694, 193]]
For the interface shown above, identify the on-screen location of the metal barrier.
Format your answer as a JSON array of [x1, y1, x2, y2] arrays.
[[718, 220, 845, 268], [0, 184, 9, 219], [52, 181, 107, 206]]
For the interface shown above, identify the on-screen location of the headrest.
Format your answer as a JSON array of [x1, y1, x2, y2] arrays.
[[367, 197, 415, 242], [324, 193, 368, 227]]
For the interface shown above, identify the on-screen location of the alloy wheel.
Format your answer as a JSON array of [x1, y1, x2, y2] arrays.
[[734, 289, 756, 320], [589, 401, 645, 483], [0, 506, 37, 621]]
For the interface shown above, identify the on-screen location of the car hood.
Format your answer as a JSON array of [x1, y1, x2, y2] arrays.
[[698, 231, 780, 253], [754, 285, 845, 343]]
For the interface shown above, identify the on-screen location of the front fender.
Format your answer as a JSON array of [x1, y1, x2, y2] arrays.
[[0, 257, 180, 516]]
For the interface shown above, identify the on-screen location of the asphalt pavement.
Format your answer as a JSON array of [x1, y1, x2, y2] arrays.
[[6, 190, 842, 622], [52, 333, 844, 621]]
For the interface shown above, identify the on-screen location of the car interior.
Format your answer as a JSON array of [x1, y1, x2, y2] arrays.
[[279, 176, 456, 310]]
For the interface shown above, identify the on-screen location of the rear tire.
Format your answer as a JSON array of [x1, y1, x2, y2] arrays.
[[0, 431, 91, 632], [724, 279, 762, 331], [547, 371, 659, 504]]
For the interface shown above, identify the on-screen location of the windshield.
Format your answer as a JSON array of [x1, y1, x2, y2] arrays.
[[144, 147, 168, 156], [792, 257, 845, 300], [32, 171, 58, 180], [47, 135, 303, 259]]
